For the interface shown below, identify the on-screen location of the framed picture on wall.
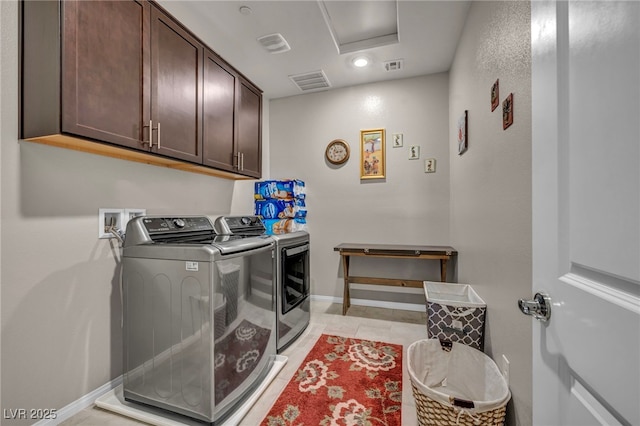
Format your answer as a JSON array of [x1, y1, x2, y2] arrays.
[[392, 133, 403, 147], [491, 79, 500, 111], [360, 128, 385, 179], [457, 110, 468, 155], [425, 158, 436, 173], [409, 145, 420, 160], [503, 93, 514, 130]]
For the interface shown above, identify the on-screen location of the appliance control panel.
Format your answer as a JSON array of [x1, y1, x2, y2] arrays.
[[214, 216, 266, 235], [142, 217, 214, 235]]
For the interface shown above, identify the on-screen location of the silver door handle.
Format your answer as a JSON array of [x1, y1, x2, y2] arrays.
[[142, 120, 153, 147], [153, 122, 161, 149], [157, 122, 161, 149], [518, 292, 551, 322], [235, 152, 244, 170]]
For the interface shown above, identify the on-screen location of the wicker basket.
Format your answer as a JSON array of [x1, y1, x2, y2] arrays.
[[408, 339, 510, 426], [411, 381, 507, 425]]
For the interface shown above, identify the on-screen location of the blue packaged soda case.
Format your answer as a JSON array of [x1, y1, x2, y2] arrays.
[[254, 199, 307, 219], [254, 179, 305, 200], [263, 218, 307, 235], [294, 198, 307, 217]]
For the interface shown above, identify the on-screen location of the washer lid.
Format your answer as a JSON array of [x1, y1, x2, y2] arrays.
[[211, 235, 273, 255]]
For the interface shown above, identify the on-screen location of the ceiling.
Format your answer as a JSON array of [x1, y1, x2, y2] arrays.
[[159, 1, 471, 100]]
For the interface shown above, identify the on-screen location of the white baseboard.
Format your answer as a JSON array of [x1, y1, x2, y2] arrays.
[[33, 375, 123, 426], [310, 294, 425, 312]]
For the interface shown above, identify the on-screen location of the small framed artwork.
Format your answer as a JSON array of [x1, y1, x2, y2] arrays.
[[360, 128, 385, 179], [491, 79, 500, 111], [457, 110, 468, 155], [392, 133, 403, 148], [503, 93, 514, 130], [425, 158, 436, 173], [409, 145, 420, 160]]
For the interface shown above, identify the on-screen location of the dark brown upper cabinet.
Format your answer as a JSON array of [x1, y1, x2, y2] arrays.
[[236, 80, 262, 178], [203, 50, 262, 178], [20, 0, 261, 179], [203, 49, 237, 172], [150, 7, 203, 163], [22, 0, 151, 148]]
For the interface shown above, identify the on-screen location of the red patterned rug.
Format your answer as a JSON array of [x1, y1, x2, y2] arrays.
[[261, 334, 403, 425]]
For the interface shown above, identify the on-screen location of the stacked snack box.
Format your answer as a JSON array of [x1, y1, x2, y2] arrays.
[[254, 179, 307, 235]]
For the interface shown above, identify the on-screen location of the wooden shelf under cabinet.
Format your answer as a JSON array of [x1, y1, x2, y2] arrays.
[[24, 134, 253, 180]]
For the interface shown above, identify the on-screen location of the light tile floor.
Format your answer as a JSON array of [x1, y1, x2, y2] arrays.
[[61, 300, 428, 426]]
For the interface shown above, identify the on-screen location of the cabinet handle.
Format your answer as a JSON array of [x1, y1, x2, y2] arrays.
[[155, 122, 161, 150], [240, 152, 244, 171], [235, 152, 241, 170], [142, 120, 153, 147]]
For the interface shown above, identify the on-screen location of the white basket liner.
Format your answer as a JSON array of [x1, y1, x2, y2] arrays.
[[424, 282, 486, 308], [408, 339, 510, 413]]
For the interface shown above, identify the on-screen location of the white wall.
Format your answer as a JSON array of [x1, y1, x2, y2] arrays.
[[269, 74, 451, 305], [449, 2, 532, 424], [0, 1, 237, 422]]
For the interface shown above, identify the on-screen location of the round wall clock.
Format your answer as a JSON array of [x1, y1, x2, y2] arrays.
[[325, 139, 350, 165]]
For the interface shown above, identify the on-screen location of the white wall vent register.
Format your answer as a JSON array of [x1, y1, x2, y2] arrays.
[[384, 59, 404, 72], [289, 70, 331, 92]]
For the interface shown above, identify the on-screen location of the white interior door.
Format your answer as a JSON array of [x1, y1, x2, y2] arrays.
[[531, 1, 639, 425]]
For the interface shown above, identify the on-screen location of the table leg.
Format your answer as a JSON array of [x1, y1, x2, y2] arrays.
[[341, 255, 351, 315], [440, 258, 448, 282]]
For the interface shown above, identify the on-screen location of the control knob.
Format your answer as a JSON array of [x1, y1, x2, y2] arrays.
[[173, 218, 186, 228]]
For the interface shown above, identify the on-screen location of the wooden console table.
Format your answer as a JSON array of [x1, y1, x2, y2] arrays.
[[334, 243, 457, 315]]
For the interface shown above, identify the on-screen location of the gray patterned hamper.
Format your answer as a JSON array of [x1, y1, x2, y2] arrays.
[[424, 282, 487, 351]]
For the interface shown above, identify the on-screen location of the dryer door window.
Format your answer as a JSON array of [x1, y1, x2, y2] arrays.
[[281, 243, 309, 314]]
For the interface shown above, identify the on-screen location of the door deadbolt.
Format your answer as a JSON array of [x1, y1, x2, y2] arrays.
[[518, 292, 551, 322]]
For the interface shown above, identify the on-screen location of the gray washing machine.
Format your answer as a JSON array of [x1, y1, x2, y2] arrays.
[[121, 216, 276, 424]]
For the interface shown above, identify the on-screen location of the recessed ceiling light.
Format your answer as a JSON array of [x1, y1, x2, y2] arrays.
[[353, 56, 369, 67]]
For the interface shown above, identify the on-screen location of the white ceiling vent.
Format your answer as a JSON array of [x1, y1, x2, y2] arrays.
[[289, 70, 331, 92], [257, 33, 291, 54], [384, 59, 404, 72]]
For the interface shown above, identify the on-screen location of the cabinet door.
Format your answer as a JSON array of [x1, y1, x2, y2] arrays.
[[203, 50, 236, 171], [62, 0, 150, 149], [151, 6, 203, 163], [236, 80, 262, 178]]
